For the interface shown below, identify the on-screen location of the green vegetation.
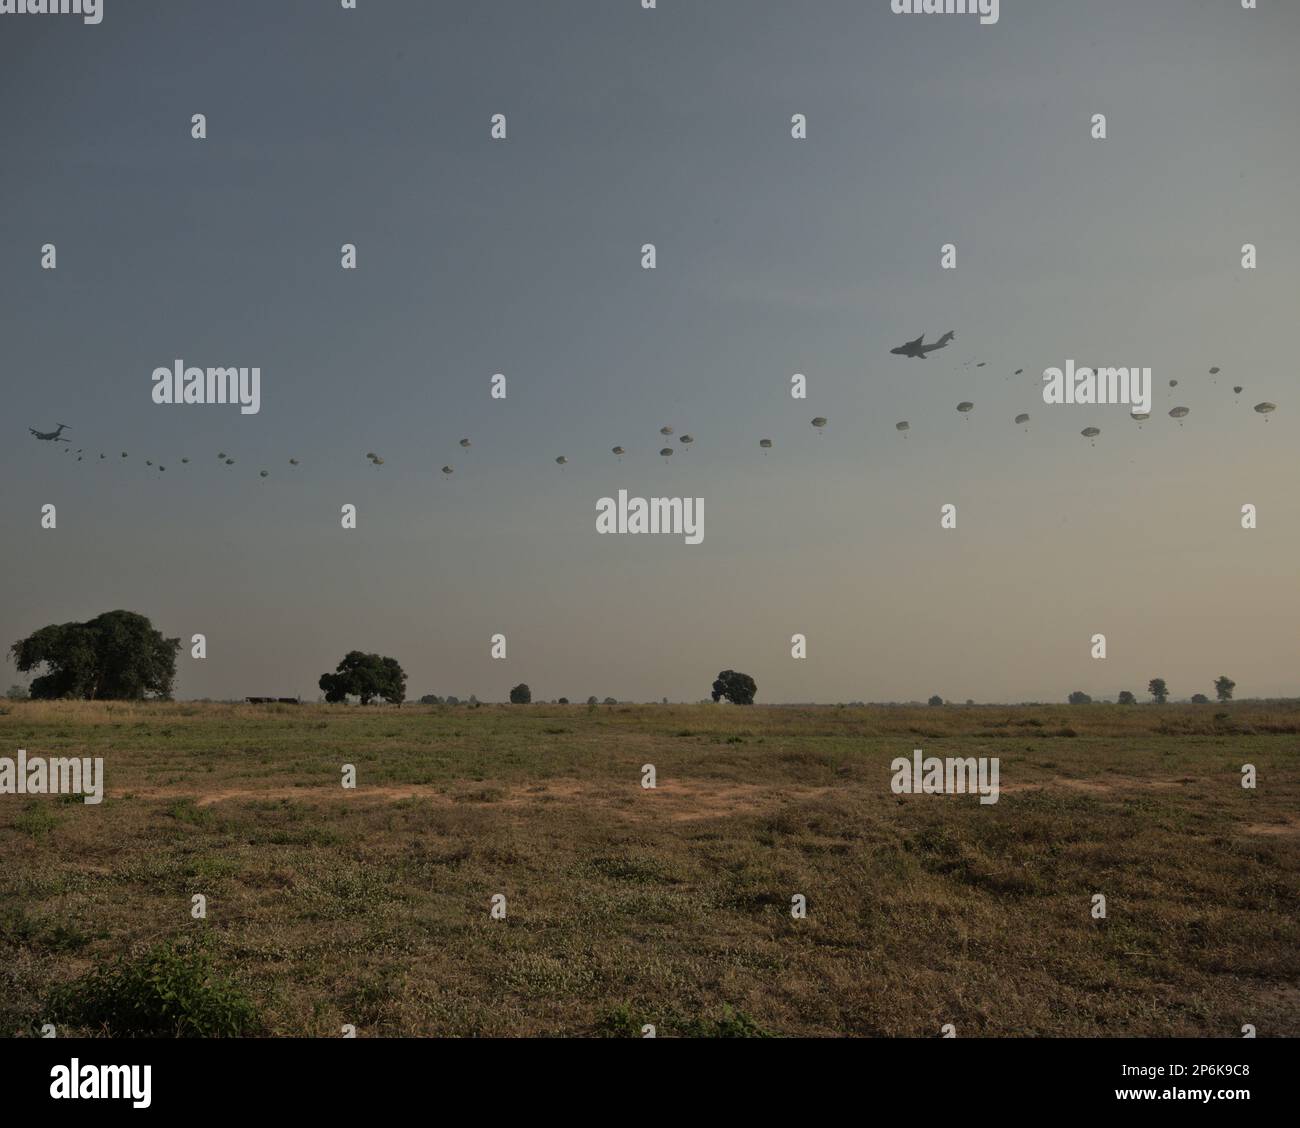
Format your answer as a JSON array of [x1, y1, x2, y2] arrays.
[[44, 938, 261, 1037], [9, 610, 179, 700], [2, 699, 1298, 1036], [318, 651, 406, 705]]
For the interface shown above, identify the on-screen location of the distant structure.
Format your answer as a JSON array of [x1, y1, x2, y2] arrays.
[[245, 696, 301, 704]]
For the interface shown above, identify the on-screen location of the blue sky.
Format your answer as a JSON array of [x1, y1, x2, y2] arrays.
[[2, 0, 1297, 702]]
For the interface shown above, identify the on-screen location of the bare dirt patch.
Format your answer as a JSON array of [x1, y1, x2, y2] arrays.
[[1244, 816, 1300, 838], [109, 778, 836, 822], [1000, 776, 1207, 797]]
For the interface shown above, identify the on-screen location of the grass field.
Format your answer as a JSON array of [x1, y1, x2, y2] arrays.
[[2, 700, 1297, 1037]]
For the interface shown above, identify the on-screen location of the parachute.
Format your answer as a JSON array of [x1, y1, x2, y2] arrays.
[[659, 426, 674, 436], [121, 452, 128, 458], [218, 452, 226, 459], [181, 458, 189, 464], [810, 417, 828, 433], [1014, 413, 1030, 427], [145, 460, 153, 466], [1168, 379, 1178, 387], [372, 457, 385, 466], [225, 458, 234, 465], [659, 448, 674, 461], [895, 421, 909, 433], [956, 402, 974, 414], [1209, 367, 1221, 375], [1254, 402, 1276, 415], [441, 465, 454, 475], [680, 434, 694, 447], [1233, 386, 1243, 395], [1014, 369, 1024, 376], [1081, 427, 1101, 446], [259, 470, 269, 478], [289, 458, 299, 466], [1169, 406, 1189, 419], [759, 438, 773, 450], [1130, 412, 1149, 423], [459, 438, 471, 448], [555, 456, 568, 465], [611, 446, 625, 459]]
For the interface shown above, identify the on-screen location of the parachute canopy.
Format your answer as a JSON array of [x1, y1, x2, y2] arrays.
[[680, 434, 694, 445], [1130, 412, 1150, 422], [555, 456, 568, 465], [259, 470, 269, 478], [1209, 367, 1221, 375], [956, 402, 974, 413], [1081, 427, 1101, 437], [895, 421, 909, 432], [1254, 402, 1276, 414], [459, 438, 471, 448], [811, 417, 827, 429], [659, 447, 673, 458], [759, 438, 773, 449], [1014, 413, 1030, 425], [441, 465, 453, 475], [1233, 386, 1243, 395], [1169, 406, 1190, 419], [611, 446, 625, 456], [659, 426, 673, 436]]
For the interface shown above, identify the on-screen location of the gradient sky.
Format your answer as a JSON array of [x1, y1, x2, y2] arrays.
[[2, 0, 1297, 704]]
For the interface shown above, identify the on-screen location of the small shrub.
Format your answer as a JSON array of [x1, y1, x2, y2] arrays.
[[678, 1007, 773, 1038], [45, 940, 262, 1037], [594, 1003, 646, 1038]]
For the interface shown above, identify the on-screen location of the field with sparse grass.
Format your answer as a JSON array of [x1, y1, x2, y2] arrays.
[[1, 700, 1298, 1037]]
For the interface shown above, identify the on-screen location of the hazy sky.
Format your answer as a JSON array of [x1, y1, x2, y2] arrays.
[[2, 0, 1297, 704]]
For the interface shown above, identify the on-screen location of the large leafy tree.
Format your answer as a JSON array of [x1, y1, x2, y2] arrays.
[[319, 651, 406, 705], [10, 610, 180, 700], [1214, 675, 1236, 702], [1148, 678, 1169, 704], [711, 670, 757, 705]]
